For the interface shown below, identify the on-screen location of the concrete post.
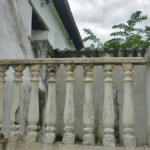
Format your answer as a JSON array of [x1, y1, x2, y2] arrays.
[[83, 64, 95, 145], [0, 65, 8, 137], [25, 64, 42, 142], [9, 65, 25, 141], [122, 63, 136, 147], [103, 64, 115, 147], [43, 64, 59, 144], [62, 64, 76, 144]]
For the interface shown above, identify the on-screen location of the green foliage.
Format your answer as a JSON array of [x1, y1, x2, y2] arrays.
[[103, 11, 150, 50], [83, 11, 150, 50], [82, 28, 102, 50], [104, 38, 123, 50]]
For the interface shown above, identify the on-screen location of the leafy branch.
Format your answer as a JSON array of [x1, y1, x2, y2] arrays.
[[82, 28, 102, 50], [103, 11, 150, 50], [83, 11, 150, 50]]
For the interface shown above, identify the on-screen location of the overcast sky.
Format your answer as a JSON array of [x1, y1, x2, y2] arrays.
[[68, 0, 150, 44]]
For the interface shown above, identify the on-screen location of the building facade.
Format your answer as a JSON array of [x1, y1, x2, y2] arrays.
[[18, 0, 83, 50]]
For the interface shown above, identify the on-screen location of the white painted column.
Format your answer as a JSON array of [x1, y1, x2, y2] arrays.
[[43, 64, 59, 144], [122, 63, 136, 147], [103, 64, 115, 147], [83, 64, 95, 145], [9, 65, 25, 141], [0, 65, 8, 137], [25, 64, 42, 142], [62, 64, 76, 144]]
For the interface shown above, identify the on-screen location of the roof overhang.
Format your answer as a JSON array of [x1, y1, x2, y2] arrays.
[[52, 0, 84, 50]]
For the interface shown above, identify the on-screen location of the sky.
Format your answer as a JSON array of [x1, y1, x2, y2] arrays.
[[68, 0, 150, 44]]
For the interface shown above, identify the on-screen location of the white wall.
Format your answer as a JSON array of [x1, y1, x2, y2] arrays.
[[32, 30, 49, 41], [18, 0, 32, 37], [0, 0, 33, 59]]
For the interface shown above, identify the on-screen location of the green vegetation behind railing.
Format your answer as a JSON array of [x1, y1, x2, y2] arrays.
[[83, 11, 150, 51]]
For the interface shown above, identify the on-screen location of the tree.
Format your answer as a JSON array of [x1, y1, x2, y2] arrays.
[[83, 11, 150, 50], [82, 28, 103, 50]]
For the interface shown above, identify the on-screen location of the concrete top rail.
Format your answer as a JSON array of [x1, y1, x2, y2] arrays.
[[0, 57, 148, 65]]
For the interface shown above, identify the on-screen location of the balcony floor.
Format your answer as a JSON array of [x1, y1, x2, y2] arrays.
[[1, 142, 150, 150]]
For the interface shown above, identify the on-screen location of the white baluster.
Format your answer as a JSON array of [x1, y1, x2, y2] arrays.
[[25, 64, 42, 142], [0, 65, 8, 137], [62, 64, 76, 144], [9, 65, 25, 141], [103, 64, 115, 147], [43, 64, 59, 144], [83, 64, 95, 145], [122, 63, 136, 147]]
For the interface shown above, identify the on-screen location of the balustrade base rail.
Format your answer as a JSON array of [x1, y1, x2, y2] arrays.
[[1, 142, 150, 150]]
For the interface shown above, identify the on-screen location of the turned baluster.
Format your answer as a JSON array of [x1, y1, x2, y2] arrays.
[[25, 64, 42, 142], [83, 64, 95, 145], [0, 65, 8, 137], [122, 63, 136, 147], [43, 64, 59, 144], [103, 64, 115, 147], [62, 64, 76, 144], [9, 65, 25, 141]]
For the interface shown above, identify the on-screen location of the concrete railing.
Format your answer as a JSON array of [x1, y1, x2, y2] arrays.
[[0, 57, 148, 148]]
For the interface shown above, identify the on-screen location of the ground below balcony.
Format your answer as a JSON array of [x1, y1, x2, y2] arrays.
[[1, 142, 150, 150]]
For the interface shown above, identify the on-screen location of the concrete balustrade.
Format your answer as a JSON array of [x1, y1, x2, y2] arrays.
[[0, 65, 8, 138], [62, 64, 76, 144], [9, 65, 25, 141], [43, 64, 59, 144], [122, 63, 136, 147], [25, 64, 42, 142], [103, 64, 115, 147], [0, 57, 147, 148], [83, 64, 95, 145]]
